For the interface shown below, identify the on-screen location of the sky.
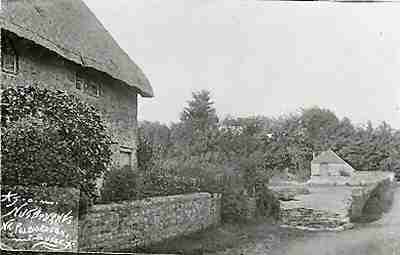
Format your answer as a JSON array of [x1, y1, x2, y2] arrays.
[[83, 0, 400, 129]]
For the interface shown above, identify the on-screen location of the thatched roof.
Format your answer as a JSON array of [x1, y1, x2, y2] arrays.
[[311, 150, 350, 165], [0, 0, 153, 97]]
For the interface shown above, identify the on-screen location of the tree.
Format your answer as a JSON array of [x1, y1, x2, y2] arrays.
[[218, 116, 271, 191], [300, 106, 340, 152], [219, 116, 270, 160], [261, 113, 313, 180], [331, 117, 356, 152], [170, 90, 220, 159], [137, 131, 161, 172], [1, 86, 112, 200], [338, 121, 400, 172], [138, 120, 171, 150], [180, 90, 219, 132]]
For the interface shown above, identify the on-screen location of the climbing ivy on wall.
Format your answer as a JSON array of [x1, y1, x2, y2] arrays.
[[1, 85, 113, 200]]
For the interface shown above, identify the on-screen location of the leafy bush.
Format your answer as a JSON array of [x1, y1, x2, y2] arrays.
[[380, 156, 400, 177], [140, 166, 201, 198], [137, 133, 160, 172], [220, 186, 250, 223], [255, 186, 280, 220], [1, 85, 112, 200], [99, 166, 142, 203]]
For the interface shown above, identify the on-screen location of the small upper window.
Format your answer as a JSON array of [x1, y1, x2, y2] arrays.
[[1, 35, 18, 75], [87, 81, 100, 97], [75, 71, 101, 97], [75, 72, 86, 90]]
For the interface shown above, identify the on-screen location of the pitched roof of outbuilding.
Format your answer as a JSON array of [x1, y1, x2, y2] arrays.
[[311, 149, 349, 165], [0, 0, 153, 97]]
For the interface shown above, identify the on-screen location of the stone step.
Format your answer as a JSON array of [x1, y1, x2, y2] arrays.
[[280, 207, 350, 230]]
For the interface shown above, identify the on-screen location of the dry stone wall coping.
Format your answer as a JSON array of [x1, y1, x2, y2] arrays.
[[91, 193, 221, 212]]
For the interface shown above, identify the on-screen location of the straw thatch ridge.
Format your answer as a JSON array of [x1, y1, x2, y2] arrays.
[[0, 0, 154, 97]]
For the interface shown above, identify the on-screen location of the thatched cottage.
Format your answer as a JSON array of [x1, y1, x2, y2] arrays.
[[0, 0, 153, 169], [311, 149, 355, 178]]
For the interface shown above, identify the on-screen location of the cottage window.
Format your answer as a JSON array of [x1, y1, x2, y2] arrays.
[[75, 71, 101, 97], [86, 81, 100, 97], [120, 147, 132, 167], [75, 71, 86, 90], [1, 35, 18, 74]]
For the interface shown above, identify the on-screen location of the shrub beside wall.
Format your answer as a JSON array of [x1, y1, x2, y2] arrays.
[[1, 86, 112, 201], [98, 164, 265, 223], [255, 186, 281, 220], [99, 166, 142, 203], [220, 187, 251, 223]]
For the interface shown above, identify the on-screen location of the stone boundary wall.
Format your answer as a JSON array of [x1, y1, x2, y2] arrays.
[[78, 193, 221, 252], [350, 175, 395, 221], [280, 208, 353, 232]]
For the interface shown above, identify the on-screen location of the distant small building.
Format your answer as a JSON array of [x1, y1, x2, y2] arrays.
[[311, 149, 355, 178]]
